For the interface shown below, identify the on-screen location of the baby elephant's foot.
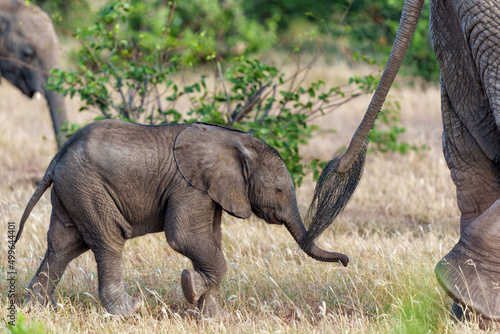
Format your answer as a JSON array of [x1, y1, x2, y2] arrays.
[[181, 269, 209, 304], [198, 287, 229, 319], [102, 294, 142, 317]]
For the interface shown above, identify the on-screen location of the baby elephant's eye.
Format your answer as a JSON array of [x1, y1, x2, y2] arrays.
[[275, 188, 283, 194], [23, 47, 35, 63]]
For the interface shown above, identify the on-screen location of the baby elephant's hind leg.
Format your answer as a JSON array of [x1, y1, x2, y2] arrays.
[[26, 208, 89, 307]]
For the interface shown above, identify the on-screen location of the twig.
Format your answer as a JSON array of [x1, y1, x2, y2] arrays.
[[127, 86, 138, 119], [138, 74, 150, 113], [166, 0, 177, 27], [278, 53, 316, 115], [257, 83, 277, 124], [336, 1, 354, 40], [307, 96, 359, 121], [107, 61, 131, 119], [230, 84, 268, 126], [154, 86, 163, 123], [0, 56, 51, 76], [217, 61, 231, 117], [150, 105, 156, 124]]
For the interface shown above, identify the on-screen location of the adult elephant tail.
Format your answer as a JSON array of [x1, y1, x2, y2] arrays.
[[303, 0, 425, 246], [338, 0, 424, 172]]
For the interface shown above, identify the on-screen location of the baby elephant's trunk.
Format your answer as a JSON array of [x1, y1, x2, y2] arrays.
[[283, 210, 349, 267]]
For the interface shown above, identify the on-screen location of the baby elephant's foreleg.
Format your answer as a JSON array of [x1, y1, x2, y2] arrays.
[[166, 201, 229, 318]]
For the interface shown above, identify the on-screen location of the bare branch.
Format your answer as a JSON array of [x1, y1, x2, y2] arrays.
[[257, 83, 277, 124], [127, 86, 138, 119], [230, 84, 269, 126], [107, 61, 130, 119], [154, 85, 163, 124], [307, 96, 359, 121], [138, 74, 150, 113], [217, 61, 231, 117], [150, 104, 156, 125], [0, 56, 51, 76]]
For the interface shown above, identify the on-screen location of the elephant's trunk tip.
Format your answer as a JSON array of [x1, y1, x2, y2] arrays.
[[340, 254, 349, 267], [300, 240, 350, 266]]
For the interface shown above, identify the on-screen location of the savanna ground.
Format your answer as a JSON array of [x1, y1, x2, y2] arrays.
[[0, 60, 489, 333]]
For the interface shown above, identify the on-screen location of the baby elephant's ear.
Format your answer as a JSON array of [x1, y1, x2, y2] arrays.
[[174, 123, 253, 219]]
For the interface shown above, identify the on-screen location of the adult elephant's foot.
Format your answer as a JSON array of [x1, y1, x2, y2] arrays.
[[435, 199, 500, 323], [449, 302, 500, 330], [101, 292, 143, 317]]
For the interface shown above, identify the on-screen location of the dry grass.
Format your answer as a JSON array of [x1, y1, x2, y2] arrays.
[[0, 61, 488, 333]]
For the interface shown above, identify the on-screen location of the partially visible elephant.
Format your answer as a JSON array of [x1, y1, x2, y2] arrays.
[[0, 0, 67, 147], [430, 0, 500, 322], [328, 0, 500, 324]]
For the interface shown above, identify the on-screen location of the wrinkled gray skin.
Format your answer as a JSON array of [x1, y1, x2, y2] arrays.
[[16, 120, 349, 318], [0, 0, 67, 147], [430, 0, 500, 322], [307, 0, 500, 323], [335, 0, 500, 323]]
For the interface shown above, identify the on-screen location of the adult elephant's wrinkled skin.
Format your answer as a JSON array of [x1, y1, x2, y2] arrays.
[[336, 0, 500, 323], [430, 0, 500, 322]]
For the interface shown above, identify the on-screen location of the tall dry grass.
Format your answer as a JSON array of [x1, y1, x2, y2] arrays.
[[0, 61, 487, 333]]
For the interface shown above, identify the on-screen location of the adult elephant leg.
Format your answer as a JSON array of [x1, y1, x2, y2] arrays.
[[440, 85, 500, 233], [26, 193, 89, 307], [429, 0, 500, 233], [436, 199, 500, 321], [430, 0, 500, 322], [165, 192, 228, 318], [436, 86, 500, 321]]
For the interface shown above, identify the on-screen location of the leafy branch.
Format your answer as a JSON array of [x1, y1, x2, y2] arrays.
[[48, 0, 424, 187]]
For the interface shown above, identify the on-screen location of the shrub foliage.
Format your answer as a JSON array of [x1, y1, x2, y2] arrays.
[[48, 1, 423, 187]]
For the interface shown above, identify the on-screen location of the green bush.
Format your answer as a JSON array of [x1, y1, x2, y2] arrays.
[[338, 0, 438, 82], [36, 0, 438, 81], [369, 101, 427, 154], [238, 0, 438, 81], [7, 314, 45, 334], [36, 0, 279, 64]]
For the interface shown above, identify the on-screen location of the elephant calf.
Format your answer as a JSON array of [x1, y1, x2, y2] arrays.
[[16, 119, 348, 317]]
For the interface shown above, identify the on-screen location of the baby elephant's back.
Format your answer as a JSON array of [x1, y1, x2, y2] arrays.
[[57, 120, 184, 180], [52, 120, 188, 230]]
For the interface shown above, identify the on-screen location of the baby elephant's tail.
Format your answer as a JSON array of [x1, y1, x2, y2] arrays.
[[15, 158, 57, 244]]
